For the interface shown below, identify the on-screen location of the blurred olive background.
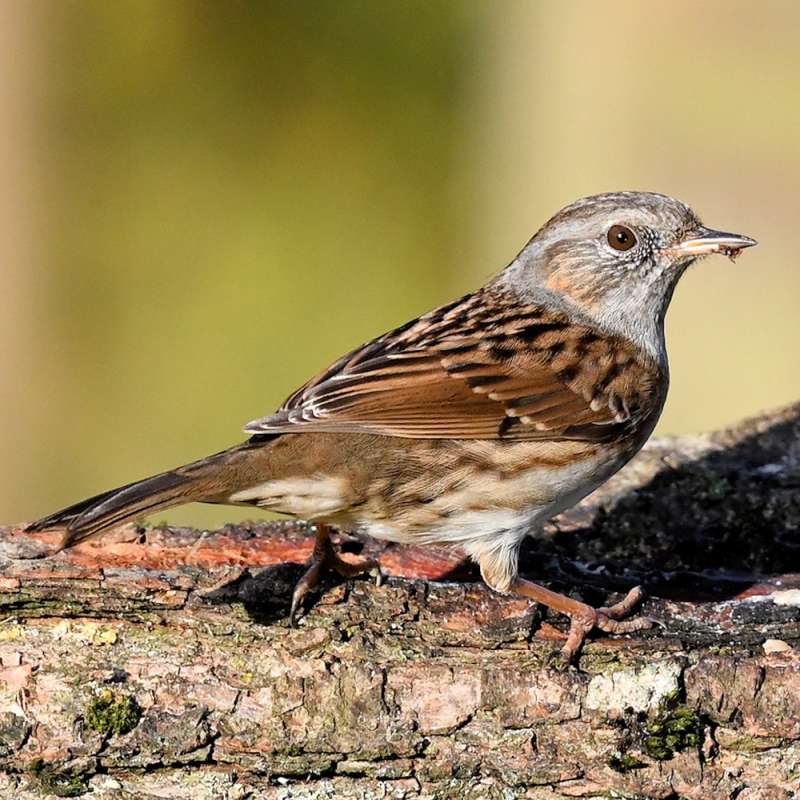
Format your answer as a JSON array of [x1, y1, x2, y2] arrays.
[[2, 0, 798, 527]]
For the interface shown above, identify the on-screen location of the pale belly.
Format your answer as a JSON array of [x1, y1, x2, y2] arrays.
[[228, 433, 638, 578], [358, 447, 625, 546], [226, 422, 654, 594], [232, 440, 625, 542], [356, 444, 631, 593]]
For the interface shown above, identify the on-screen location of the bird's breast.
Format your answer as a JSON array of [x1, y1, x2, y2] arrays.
[[353, 437, 637, 547]]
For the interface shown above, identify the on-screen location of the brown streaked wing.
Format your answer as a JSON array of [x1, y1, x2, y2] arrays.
[[245, 288, 662, 442]]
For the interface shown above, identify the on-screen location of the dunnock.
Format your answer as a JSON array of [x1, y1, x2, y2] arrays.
[[27, 191, 756, 662]]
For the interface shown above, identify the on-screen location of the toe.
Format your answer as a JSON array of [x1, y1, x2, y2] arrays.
[[595, 612, 654, 634], [288, 593, 302, 626], [289, 557, 325, 623], [600, 585, 646, 619], [330, 555, 381, 580], [560, 608, 597, 665]]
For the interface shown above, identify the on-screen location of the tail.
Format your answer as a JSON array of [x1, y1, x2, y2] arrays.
[[25, 440, 270, 550]]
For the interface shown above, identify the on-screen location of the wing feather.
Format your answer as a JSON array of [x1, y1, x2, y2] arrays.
[[245, 287, 662, 442]]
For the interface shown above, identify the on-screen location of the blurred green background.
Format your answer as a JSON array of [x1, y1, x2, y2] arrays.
[[2, 0, 798, 528]]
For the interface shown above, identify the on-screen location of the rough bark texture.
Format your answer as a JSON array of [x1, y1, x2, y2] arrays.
[[1, 404, 800, 799]]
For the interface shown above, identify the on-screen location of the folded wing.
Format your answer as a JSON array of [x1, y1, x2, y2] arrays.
[[245, 289, 661, 442]]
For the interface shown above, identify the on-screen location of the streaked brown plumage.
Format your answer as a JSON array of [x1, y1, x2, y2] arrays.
[[26, 191, 757, 662], [250, 288, 662, 440]]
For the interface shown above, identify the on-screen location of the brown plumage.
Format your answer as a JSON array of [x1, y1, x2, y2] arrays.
[[248, 288, 662, 441], [26, 191, 757, 663]]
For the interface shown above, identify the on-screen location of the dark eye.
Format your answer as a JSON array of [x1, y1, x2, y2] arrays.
[[607, 225, 637, 251]]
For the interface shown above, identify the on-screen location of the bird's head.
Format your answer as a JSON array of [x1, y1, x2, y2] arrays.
[[503, 191, 757, 361]]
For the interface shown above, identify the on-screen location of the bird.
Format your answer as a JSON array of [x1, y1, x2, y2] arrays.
[[26, 191, 757, 663]]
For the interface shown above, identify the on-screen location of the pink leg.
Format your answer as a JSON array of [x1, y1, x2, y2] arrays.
[[290, 523, 382, 623]]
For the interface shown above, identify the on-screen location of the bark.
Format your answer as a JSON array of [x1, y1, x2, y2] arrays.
[[1, 404, 800, 799]]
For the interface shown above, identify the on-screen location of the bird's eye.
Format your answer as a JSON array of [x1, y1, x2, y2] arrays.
[[607, 225, 637, 252]]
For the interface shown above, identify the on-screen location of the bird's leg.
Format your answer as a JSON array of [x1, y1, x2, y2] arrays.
[[290, 523, 382, 623], [508, 577, 653, 665]]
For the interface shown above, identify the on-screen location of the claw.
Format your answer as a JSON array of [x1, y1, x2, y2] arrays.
[[289, 524, 381, 623], [544, 648, 571, 671]]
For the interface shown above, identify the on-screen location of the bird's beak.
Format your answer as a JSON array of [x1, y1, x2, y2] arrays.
[[672, 226, 758, 259]]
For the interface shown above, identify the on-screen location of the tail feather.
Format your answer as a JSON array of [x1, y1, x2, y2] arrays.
[[25, 442, 264, 550], [25, 482, 142, 532], [63, 470, 193, 546]]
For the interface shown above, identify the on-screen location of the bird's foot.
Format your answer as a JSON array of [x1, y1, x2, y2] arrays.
[[507, 578, 653, 666], [558, 585, 653, 666], [289, 524, 382, 624]]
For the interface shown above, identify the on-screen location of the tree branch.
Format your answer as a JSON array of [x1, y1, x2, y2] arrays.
[[1, 404, 799, 799]]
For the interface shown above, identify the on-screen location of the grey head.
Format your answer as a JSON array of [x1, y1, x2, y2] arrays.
[[495, 191, 757, 365]]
